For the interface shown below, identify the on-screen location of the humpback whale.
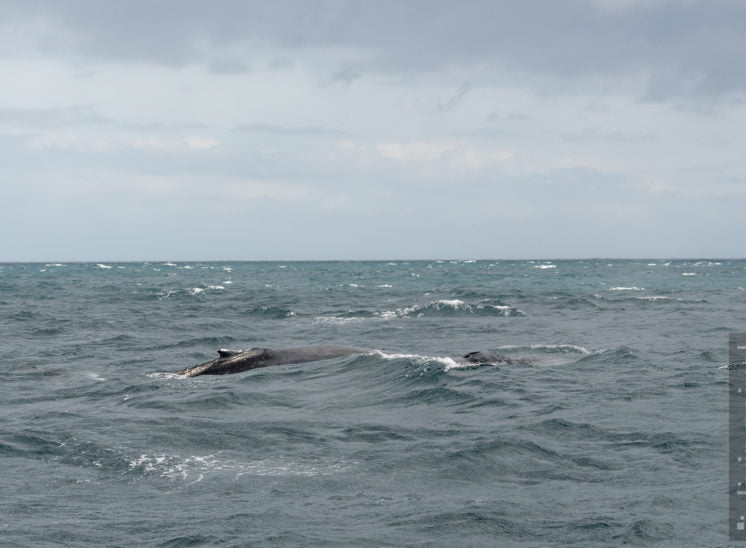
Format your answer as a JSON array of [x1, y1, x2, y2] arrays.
[[175, 345, 528, 377], [459, 351, 531, 365], [175, 345, 370, 377]]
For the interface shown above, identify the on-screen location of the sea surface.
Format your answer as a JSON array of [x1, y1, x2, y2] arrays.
[[0, 259, 740, 546]]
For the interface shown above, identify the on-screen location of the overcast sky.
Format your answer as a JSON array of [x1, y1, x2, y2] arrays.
[[1, 0, 744, 261]]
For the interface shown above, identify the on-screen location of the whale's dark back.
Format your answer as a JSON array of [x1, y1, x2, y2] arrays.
[[176, 345, 369, 377]]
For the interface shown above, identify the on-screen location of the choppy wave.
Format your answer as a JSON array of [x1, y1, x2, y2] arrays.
[[0, 259, 738, 547], [609, 286, 644, 291], [312, 299, 525, 323], [373, 350, 462, 371], [243, 305, 296, 318], [128, 453, 354, 483], [379, 299, 525, 318], [157, 285, 227, 299]]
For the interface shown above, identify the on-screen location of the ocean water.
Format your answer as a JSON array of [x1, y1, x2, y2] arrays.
[[0, 259, 740, 546]]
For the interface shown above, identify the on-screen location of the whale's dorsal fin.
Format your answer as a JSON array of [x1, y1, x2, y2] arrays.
[[218, 349, 241, 358]]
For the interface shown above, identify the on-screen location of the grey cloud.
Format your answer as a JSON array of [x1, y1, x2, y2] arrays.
[[0, 105, 111, 128], [435, 83, 470, 112], [553, 129, 659, 144], [329, 67, 361, 85], [4, 0, 746, 101], [207, 60, 252, 74], [232, 123, 347, 137], [0, 104, 209, 132], [452, 126, 657, 144], [486, 111, 532, 123]]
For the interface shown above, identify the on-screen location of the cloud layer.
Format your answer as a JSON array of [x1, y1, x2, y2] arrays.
[[1, 0, 744, 260]]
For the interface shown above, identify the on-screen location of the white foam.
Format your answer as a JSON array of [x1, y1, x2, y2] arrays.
[[376, 284, 393, 288], [373, 350, 461, 370], [528, 344, 590, 354], [443, 359, 482, 371], [147, 372, 185, 379], [97, 263, 112, 269], [378, 305, 418, 319], [609, 286, 644, 291], [534, 264, 556, 269], [682, 272, 696, 276], [129, 453, 353, 483], [378, 300, 523, 319], [85, 372, 106, 381], [314, 316, 367, 325]]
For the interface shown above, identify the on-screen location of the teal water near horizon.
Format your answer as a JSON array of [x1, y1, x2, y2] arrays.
[[0, 259, 740, 546]]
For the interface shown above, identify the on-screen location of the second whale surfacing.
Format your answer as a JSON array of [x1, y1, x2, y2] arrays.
[[175, 345, 529, 377]]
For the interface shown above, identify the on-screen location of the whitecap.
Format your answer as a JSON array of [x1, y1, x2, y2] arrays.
[[313, 316, 367, 325], [147, 372, 185, 379], [97, 263, 112, 269], [377, 299, 524, 318], [85, 372, 106, 382], [129, 453, 353, 483], [373, 350, 461, 370], [609, 286, 644, 291], [534, 264, 556, 269]]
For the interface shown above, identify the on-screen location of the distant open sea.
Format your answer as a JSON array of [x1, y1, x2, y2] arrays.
[[1, 260, 740, 546]]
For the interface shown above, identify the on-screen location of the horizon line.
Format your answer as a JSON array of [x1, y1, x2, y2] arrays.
[[1, 257, 743, 264]]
